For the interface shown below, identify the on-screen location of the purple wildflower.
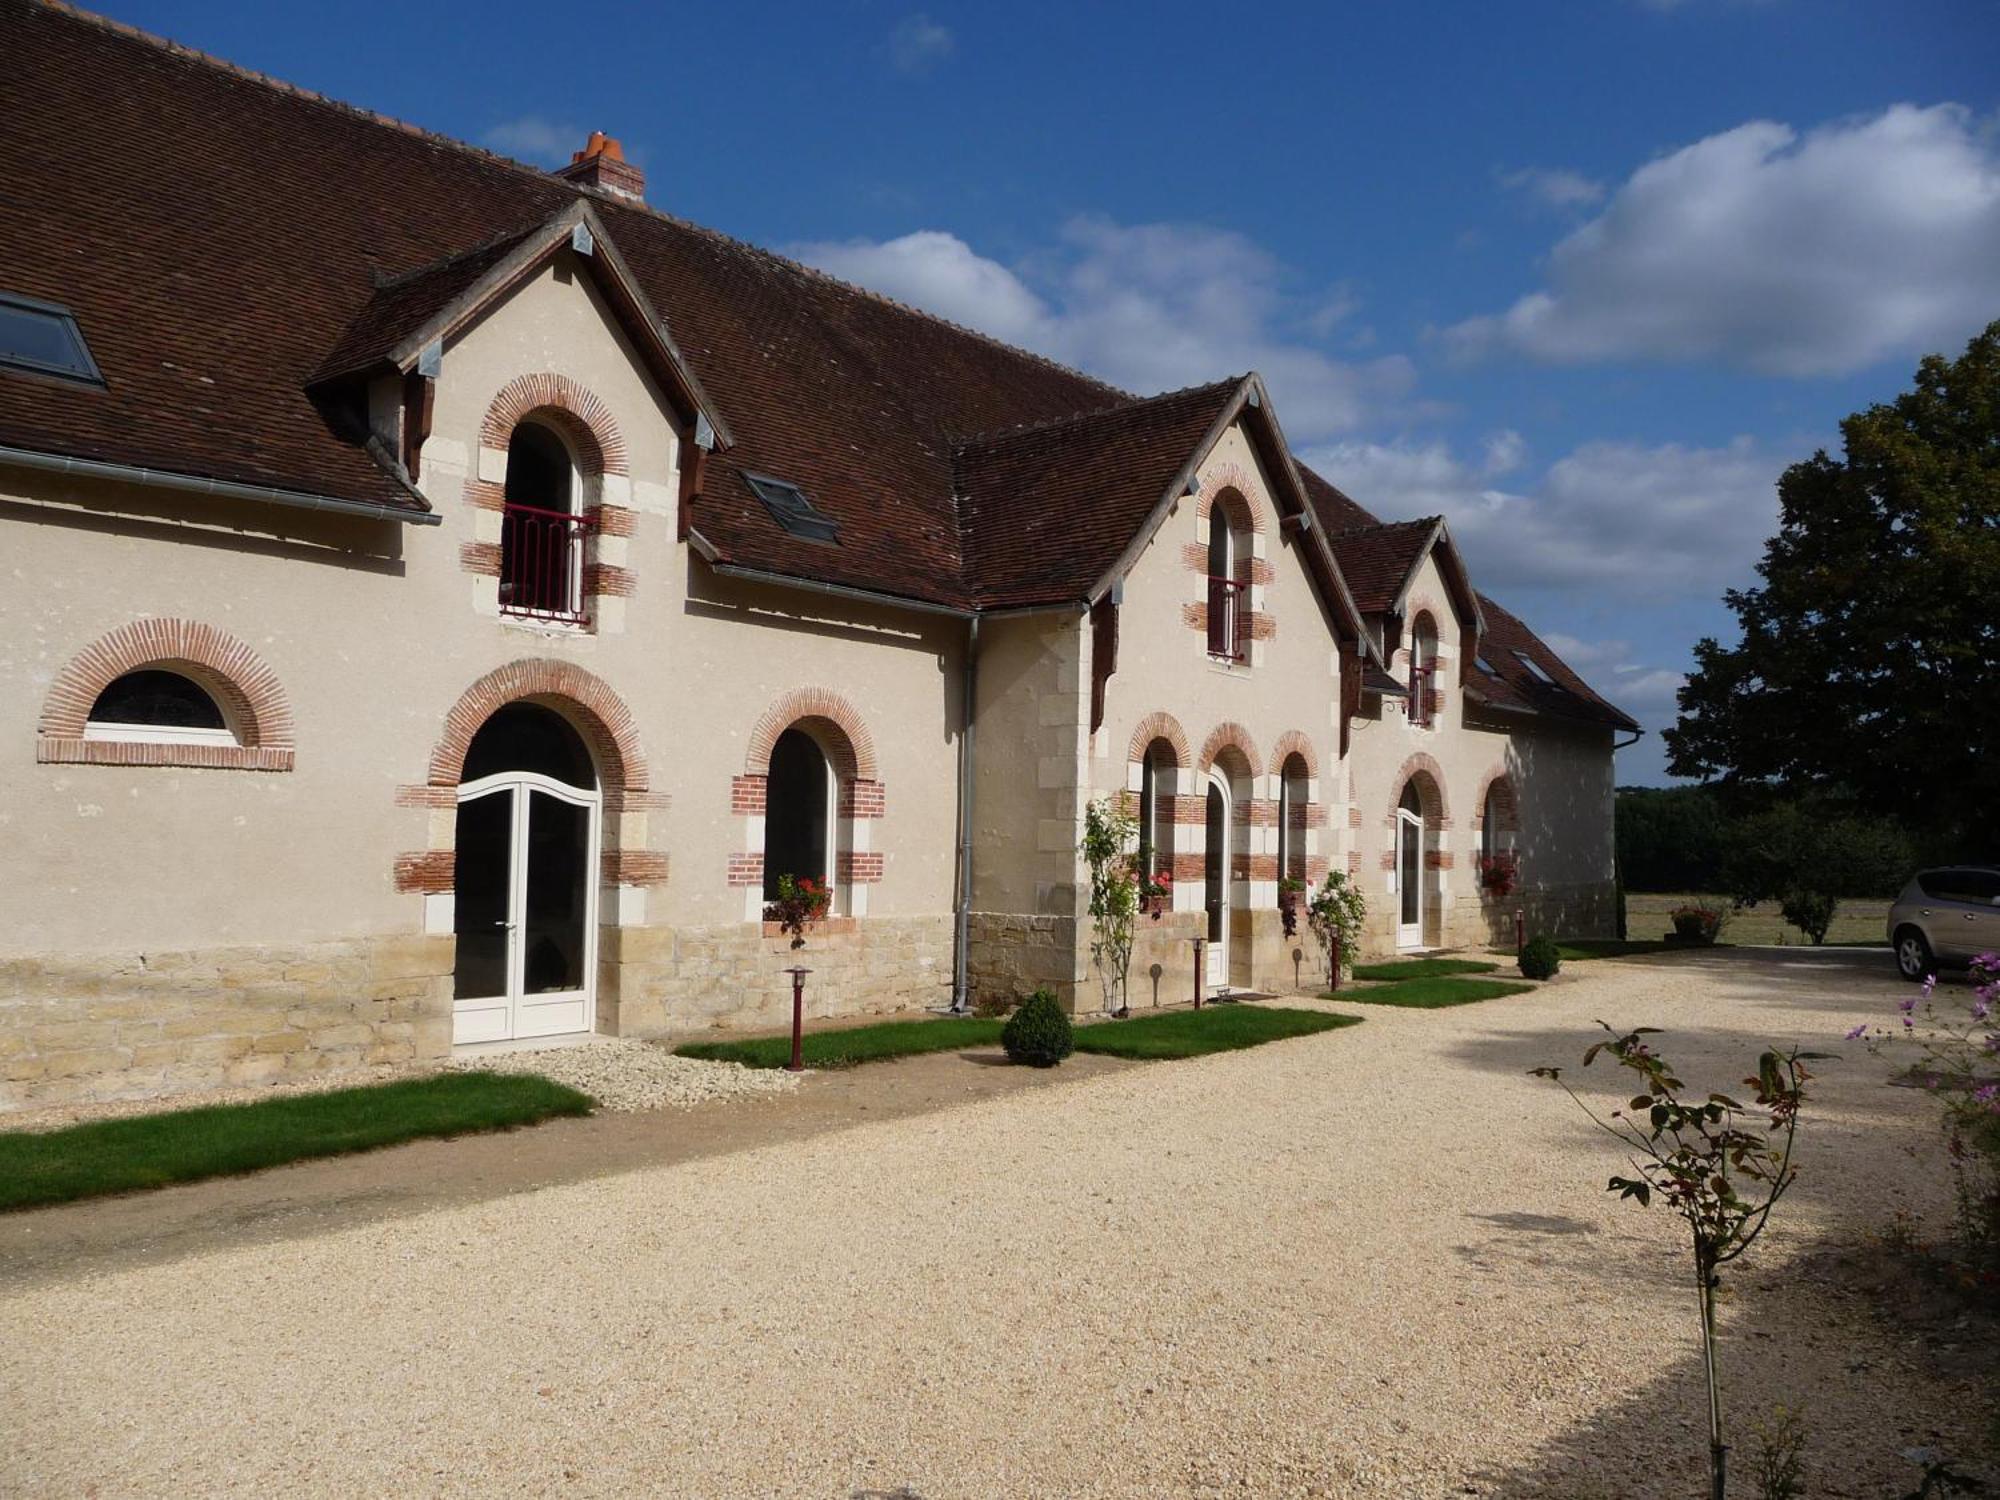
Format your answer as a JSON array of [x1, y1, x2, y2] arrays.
[[1844, 1023, 1868, 1040]]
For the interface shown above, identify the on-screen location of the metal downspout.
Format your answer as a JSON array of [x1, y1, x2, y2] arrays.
[[950, 613, 982, 1012]]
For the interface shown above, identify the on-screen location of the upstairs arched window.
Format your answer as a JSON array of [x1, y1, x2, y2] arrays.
[[1206, 492, 1251, 663], [1409, 614, 1440, 728], [1277, 752, 1310, 885], [85, 669, 235, 747], [501, 420, 588, 624], [1138, 736, 1177, 878]]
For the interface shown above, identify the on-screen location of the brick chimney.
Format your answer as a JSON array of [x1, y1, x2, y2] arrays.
[[557, 131, 644, 202]]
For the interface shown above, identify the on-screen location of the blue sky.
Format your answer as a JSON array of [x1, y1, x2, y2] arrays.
[[103, 1, 2000, 782]]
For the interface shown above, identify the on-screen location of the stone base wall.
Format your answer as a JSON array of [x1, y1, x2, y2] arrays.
[[965, 911, 1082, 1012], [1124, 909, 1205, 1010], [0, 935, 453, 1113], [603, 914, 953, 1037], [1357, 879, 1618, 959]]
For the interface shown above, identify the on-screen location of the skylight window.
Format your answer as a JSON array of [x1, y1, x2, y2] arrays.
[[1513, 649, 1557, 686], [1475, 655, 1502, 677], [744, 471, 839, 544], [0, 293, 102, 384]]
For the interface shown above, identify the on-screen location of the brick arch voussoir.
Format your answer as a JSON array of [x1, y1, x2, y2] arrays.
[[479, 372, 628, 478], [1127, 711, 1192, 770], [39, 618, 294, 747], [1391, 751, 1451, 826], [428, 659, 646, 794], [1193, 461, 1268, 534], [746, 688, 878, 784], [1197, 721, 1261, 777], [1267, 730, 1320, 780]]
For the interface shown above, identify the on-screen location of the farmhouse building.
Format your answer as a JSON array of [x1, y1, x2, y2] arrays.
[[0, 1, 1637, 1109]]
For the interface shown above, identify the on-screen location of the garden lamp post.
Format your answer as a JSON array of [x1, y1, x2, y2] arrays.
[[784, 966, 811, 1072]]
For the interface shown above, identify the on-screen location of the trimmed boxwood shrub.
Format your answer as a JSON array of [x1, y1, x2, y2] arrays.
[[1002, 987, 1074, 1068], [1519, 934, 1562, 981]]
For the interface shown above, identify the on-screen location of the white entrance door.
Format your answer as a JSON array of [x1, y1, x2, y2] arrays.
[[452, 771, 600, 1045], [1205, 776, 1229, 988], [1396, 806, 1424, 950]]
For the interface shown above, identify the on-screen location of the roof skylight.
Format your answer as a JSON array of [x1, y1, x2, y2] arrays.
[[1512, 649, 1557, 686], [744, 471, 839, 544], [1475, 655, 1502, 677], [0, 293, 102, 384]]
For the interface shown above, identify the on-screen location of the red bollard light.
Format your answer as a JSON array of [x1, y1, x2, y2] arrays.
[[1515, 909, 1525, 957], [1330, 930, 1341, 993], [1192, 937, 1205, 1009], [785, 966, 811, 1072]]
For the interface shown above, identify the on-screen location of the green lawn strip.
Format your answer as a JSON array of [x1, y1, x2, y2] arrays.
[[1332, 976, 1537, 1009], [1351, 957, 1499, 981], [675, 1015, 1004, 1070], [1071, 1004, 1362, 1060], [0, 1071, 593, 1213]]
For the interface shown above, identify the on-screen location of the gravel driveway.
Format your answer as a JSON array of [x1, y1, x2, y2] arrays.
[[2, 950, 1987, 1497]]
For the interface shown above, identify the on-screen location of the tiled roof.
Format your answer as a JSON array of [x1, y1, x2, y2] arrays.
[[0, 1, 1633, 727], [1326, 517, 1438, 614], [1468, 593, 1639, 732], [953, 379, 1243, 609]]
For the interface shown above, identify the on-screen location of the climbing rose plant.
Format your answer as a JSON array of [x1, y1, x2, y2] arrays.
[[1304, 870, 1366, 989], [1532, 1024, 1824, 1500]]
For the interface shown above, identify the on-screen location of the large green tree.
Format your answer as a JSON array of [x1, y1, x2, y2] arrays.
[[1666, 321, 2000, 858]]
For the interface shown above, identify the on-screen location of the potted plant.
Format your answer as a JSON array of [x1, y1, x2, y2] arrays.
[[1137, 863, 1174, 920], [1668, 904, 1726, 946], [763, 872, 831, 949], [1277, 876, 1306, 938], [1477, 849, 1520, 899]]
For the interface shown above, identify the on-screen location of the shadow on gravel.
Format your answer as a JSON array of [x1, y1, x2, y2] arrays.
[[1460, 1232, 1997, 1499]]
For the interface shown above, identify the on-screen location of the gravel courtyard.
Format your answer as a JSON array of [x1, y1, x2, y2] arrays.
[[2, 952, 1989, 1498]]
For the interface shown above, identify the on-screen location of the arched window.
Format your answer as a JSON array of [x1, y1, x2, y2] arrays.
[[1206, 497, 1249, 662], [1138, 737, 1176, 878], [501, 420, 588, 623], [84, 669, 234, 746], [462, 701, 596, 789], [764, 727, 834, 902], [1277, 752, 1309, 885], [1409, 614, 1439, 727]]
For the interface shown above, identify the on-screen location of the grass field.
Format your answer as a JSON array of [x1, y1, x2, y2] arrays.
[[1624, 892, 1890, 946], [1331, 976, 1538, 1009], [675, 1016, 1004, 1070], [0, 1072, 593, 1212], [1072, 1005, 1363, 1059]]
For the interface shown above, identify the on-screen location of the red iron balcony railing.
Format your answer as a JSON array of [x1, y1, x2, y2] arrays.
[[1207, 575, 1247, 661], [499, 502, 595, 625]]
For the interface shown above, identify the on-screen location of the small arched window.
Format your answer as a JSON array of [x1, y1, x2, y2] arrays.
[[764, 727, 835, 903], [84, 669, 235, 747], [501, 420, 588, 623], [1409, 614, 1439, 728], [1278, 752, 1310, 885], [1138, 737, 1176, 878]]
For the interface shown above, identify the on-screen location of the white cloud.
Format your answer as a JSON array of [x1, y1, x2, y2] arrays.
[[1300, 432, 1786, 597], [1496, 165, 1606, 209], [1448, 104, 2000, 376], [886, 14, 954, 74], [482, 115, 582, 168], [791, 219, 1414, 440], [1542, 635, 1685, 713]]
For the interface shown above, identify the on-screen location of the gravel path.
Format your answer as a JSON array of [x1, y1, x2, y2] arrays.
[[445, 1037, 799, 1112], [2, 951, 1988, 1497]]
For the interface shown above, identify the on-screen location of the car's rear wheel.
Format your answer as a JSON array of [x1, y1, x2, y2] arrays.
[[1894, 926, 1934, 982]]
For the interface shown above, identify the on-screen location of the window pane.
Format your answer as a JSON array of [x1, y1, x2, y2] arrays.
[[764, 728, 830, 900], [1400, 819, 1421, 925], [1205, 786, 1225, 943], [462, 703, 595, 787], [523, 792, 590, 995], [88, 669, 225, 729], [453, 790, 513, 1001]]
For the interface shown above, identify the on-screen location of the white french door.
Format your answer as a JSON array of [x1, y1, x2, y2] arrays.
[[1396, 807, 1425, 950], [452, 770, 600, 1045], [1205, 776, 1229, 988]]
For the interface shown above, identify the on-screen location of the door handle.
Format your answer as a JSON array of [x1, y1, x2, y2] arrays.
[[493, 920, 517, 929]]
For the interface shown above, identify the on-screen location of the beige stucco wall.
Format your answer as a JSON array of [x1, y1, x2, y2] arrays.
[[0, 252, 967, 1104], [1344, 550, 1617, 957]]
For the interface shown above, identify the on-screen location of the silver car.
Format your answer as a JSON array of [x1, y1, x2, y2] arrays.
[[1890, 866, 2000, 980]]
